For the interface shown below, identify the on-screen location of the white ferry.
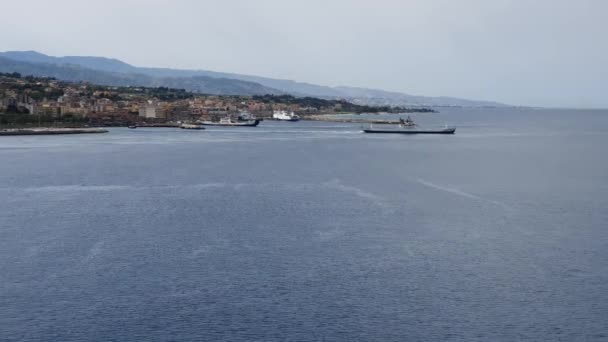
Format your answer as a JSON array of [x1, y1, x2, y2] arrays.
[[272, 110, 300, 122]]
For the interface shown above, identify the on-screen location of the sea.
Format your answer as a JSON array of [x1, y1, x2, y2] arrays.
[[1, 108, 607, 341]]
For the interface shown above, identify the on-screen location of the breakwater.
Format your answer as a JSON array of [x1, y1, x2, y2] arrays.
[[303, 115, 399, 124], [0, 127, 108, 136], [133, 123, 180, 128]]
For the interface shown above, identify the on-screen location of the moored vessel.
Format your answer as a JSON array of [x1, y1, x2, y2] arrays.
[[199, 116, 259, 127], [272, 110, 300, 121], [180, 123, 205, 130]]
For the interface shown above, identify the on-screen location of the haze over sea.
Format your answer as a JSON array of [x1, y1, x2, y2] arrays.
[[1, 108, 607, 341]]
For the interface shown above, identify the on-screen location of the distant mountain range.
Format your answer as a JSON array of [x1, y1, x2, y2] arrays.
[[0, 51, 509, 107], [0, 53, 279, 96]]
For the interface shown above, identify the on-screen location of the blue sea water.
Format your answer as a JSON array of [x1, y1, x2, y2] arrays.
[[1, 108, 607, 341]]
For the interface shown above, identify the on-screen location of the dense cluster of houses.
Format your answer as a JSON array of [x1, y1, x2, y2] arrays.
[[0, 77, 327, 124]]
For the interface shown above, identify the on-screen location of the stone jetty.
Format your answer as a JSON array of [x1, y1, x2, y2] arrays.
[[0, 127, 108, 136], [303, 115, 399, 124]]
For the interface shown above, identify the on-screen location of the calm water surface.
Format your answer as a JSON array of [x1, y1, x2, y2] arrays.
[[1, 108, 607, 341]]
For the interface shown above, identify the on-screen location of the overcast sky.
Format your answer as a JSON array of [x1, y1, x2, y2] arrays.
[[1, 0, 607, 108]]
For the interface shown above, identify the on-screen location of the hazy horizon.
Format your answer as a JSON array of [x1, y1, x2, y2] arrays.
[[1, 0, 607, 108]]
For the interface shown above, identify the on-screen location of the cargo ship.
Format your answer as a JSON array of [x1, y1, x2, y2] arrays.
[[363, 116, 455, 135]]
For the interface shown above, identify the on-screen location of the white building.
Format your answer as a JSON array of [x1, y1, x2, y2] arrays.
[[139, 100, 159, 118]]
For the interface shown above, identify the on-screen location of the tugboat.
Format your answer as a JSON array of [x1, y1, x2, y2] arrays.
[[363, 116, 455, 135], [272, 110, 300, 122], [180, 123, 205, 130]]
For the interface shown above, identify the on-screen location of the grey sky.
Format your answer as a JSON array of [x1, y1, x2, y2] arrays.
[[1, 0, 607, 108]]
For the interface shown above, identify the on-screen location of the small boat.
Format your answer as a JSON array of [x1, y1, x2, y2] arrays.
[[200, 116, 259, 127], [127, 125, 137, 129], [180, 123, 205, 130], [363, 116, 455, 134], [272, 110, 300, 121]]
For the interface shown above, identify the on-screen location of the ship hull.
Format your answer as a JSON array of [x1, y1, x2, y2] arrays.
[[180, 124, 205, 130], [274, 118, 299, 122], [363, 128, 455, 134]]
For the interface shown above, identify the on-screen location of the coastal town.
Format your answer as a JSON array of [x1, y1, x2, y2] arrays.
[[0, 72, 433, 128]]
